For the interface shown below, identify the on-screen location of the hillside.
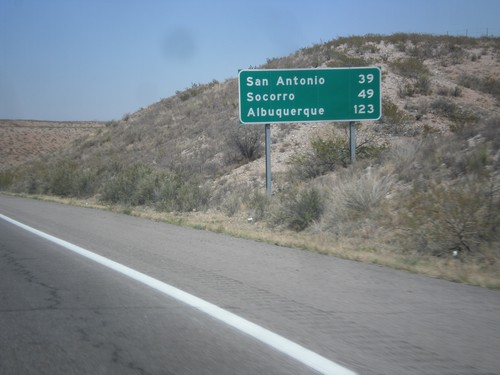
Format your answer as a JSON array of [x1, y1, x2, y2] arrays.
[[1, 33, 499, 287], [0, 120, 104, 171]]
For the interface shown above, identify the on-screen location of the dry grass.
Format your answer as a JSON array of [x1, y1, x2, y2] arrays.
[[4, 190, 498, 289]]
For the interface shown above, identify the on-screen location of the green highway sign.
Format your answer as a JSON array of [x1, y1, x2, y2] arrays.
[[238, 67, 381, 124]]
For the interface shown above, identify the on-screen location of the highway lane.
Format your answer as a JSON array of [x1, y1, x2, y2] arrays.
[[0, 213, 323, 375], [1, 195, 500, 374]]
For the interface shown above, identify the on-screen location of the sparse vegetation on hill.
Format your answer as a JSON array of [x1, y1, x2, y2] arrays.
[[1, 33, 499, 287]]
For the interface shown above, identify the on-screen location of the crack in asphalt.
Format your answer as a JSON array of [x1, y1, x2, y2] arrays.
[[1, 246, 62, 310]]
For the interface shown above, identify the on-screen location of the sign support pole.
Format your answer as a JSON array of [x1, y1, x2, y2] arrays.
[[349, 121, 356, 163], [265, 123, 271, 196]]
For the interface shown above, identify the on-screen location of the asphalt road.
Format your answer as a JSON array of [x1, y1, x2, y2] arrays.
[[1, 195, 499, 375]]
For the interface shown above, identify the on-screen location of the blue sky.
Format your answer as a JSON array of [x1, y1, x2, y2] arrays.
[[1, 0, 499, 121]]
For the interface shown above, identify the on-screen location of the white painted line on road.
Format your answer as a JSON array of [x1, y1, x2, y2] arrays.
[[0, 213, 357, 375]]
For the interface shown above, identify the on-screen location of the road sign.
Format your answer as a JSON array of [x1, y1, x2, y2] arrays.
[[238, 67, 381, 124]]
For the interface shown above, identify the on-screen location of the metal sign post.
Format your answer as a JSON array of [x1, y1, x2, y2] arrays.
[[349, 121, 356, 163], [265, 124, 271, 195]]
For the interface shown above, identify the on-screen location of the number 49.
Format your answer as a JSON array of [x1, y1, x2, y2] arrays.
[[358, 89, 374, 99]]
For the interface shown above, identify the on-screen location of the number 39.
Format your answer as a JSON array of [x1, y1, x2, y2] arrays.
[[358, 74, 374, 84]]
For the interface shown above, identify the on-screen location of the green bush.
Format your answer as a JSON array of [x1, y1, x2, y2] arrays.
[[290, 130, 388, 180], [289, 133, 349, 179], [101, 164, 150, 204], [99, 163, 209, 212], [380, 100, 414, 135], [273, 188, 324, 231], [47, 162, 79, 197], [311, 135, 351, 169], [0, 170, 15, 190], [7, 160, 99, 198], [155, 171, 209, 212]]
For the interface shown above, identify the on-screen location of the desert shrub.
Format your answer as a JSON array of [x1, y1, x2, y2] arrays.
[[289, 130, 387, 180], [391, 56, 432, 97], [133, 169, 163, 205], [400, 76, 432, 97], [272, 187, 324, 231], [326, 52, 371, 67], [308, 134, 351, 170], [319, 167, 394, 236], [459, 75, 500, 101], [380, 100, 415, 135], [69, 168, 99, 197], [4, 162, 45, 195], [382, 100, 405, 122], [156, 171, 209, 212], [399, 35, 476, 61], [423, 43, 468, 64], [479, 117, 500, 151], [105, 120, 119, 128], [431, 97, 457, 115], [46, 162, 95, 197], [340, 172, 394, 216], [100, 164, 151, 204], [385, 138, 444, 184], [400, 177, 499, 260], [221, 192, 242, 217], [407, 40, 437, 59], [226, 125, 264, 163], [288, 132, 350, 179], [0, 170, 15, 190], [397, 80, 414, 98], [390, 57, 430, 79], [452, 117, 500, 152], [392, 129, 499, 260], [436, 85, 462, 97], [176, 81, 218, 102], [329, 35, 382, 49], [1, 160, 99, 198], [247, 191, 271, 221], [415, 74, 432, 95], [430, 98, 479, 131], [218, 187, 270, 220], [448, 143, 491, 178], [100, 163, 209, 212]]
